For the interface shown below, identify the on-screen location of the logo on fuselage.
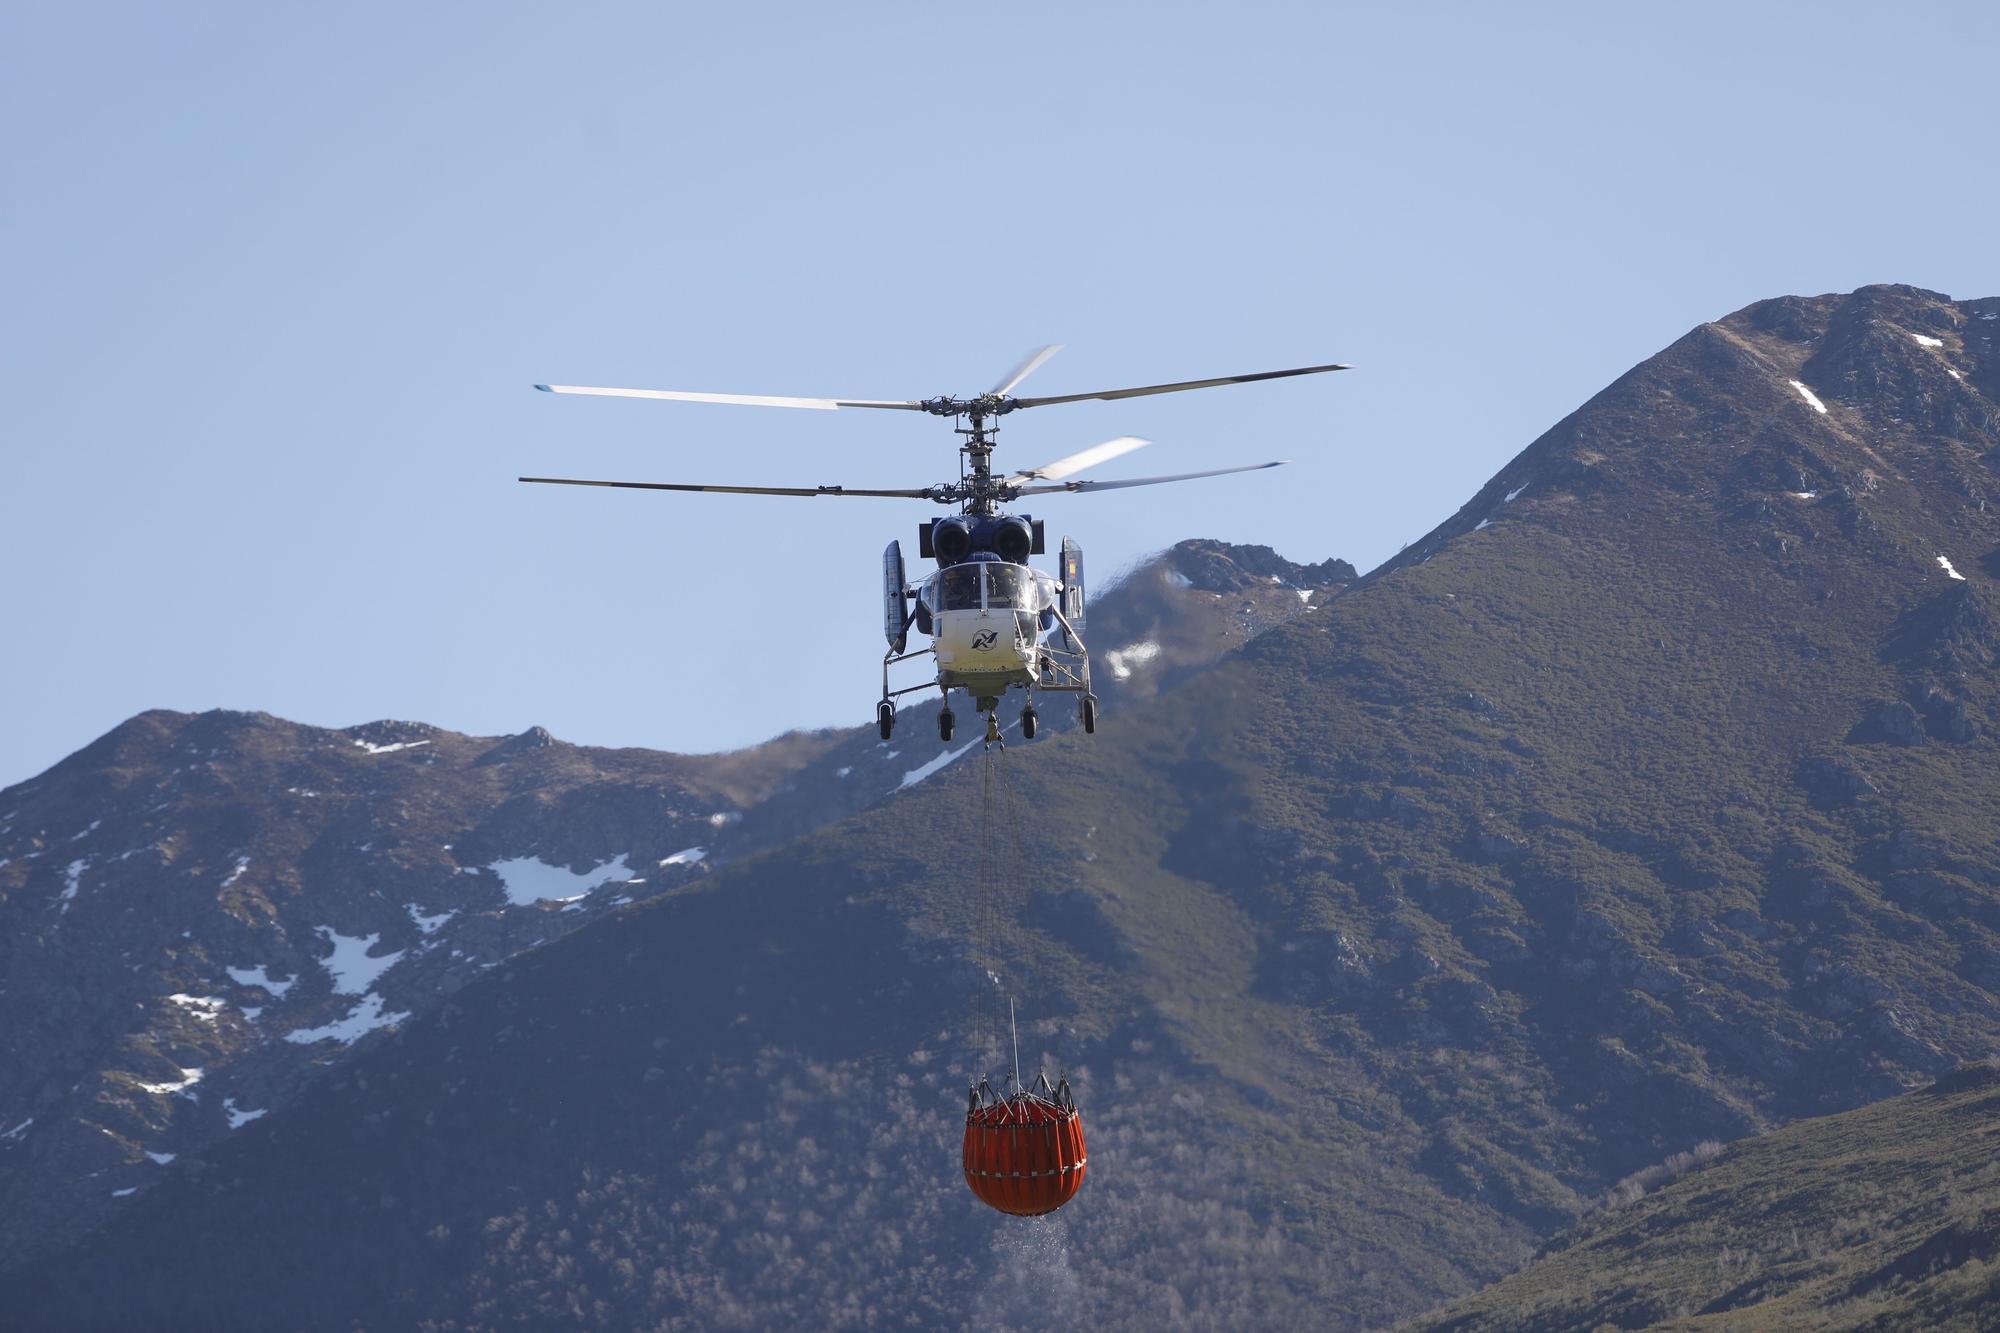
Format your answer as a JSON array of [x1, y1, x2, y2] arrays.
[[970, 630, 999, 651]]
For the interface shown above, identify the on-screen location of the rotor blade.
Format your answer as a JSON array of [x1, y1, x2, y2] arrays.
[[534, 384, 924, 411], [1012, 461, 1290, 495], [989, 344, 1064, 397], [1011, 362, 1349, 409], [1002, 435, 1149, 486], [519, 476, 938, 498]]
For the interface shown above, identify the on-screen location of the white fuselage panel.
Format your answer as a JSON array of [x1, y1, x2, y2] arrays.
[[933, 608, 1036, 683]]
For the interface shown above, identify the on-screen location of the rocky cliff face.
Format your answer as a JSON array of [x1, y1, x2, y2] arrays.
[[0, 539, 1331, 1272], [7, 285, 2000, 1331]]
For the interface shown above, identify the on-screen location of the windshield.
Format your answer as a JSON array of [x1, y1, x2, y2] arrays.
[[985, 565, 1034, 609], [939, 565, 983, 611]]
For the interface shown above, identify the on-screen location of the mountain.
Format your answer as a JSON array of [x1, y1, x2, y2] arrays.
[[0, 539, 1336, 1276], [1405, 1062, 2000, 1330], [0, 711, 828, 1271], [5, 283, 2000, 1330]]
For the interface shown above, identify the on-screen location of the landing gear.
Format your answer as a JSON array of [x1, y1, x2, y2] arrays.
[[939, 708, 956, 742], [1079, 695, 1097, 734], [877, 702, 895, 741], [984, 711, 1002, 747], [1021, 706, 1038, 740]]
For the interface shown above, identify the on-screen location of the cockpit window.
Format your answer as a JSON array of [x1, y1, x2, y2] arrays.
[[985, 565, 1033, 609], [940, 565, 983, 610]]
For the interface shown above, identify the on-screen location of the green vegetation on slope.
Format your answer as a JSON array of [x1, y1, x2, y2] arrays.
[[5, 285, 1999, 1330], [1406, 1063, 2000, 1331]]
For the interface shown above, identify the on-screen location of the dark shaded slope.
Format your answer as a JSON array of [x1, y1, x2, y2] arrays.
[[0, 541, 1332, 1278], [1404, 1064, 2000, 1331], [0, 710, 811, 1271], [3, 707, 1511, 1330], [1215, 285, 2000, 1172], [10, 285, 2000, 1330]]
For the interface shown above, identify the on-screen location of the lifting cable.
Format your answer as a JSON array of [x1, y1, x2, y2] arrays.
[[970, 727, 1029, 1086], [973, 743, 996, 1074]]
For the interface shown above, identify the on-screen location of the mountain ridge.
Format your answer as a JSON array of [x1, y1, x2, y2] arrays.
[[1403, 1061, 2000, 1330], [0, 538, 1342, 1274], [8, 283, 2000, 1328]]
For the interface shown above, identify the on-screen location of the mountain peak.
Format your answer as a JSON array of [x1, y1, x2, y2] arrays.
[[474, 725, 560, 765], [1375, 283, 1997, 584], [1793, 285, 1998, 436]]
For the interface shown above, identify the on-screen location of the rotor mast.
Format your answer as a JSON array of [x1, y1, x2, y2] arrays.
[[926, 393, 1021, 517]]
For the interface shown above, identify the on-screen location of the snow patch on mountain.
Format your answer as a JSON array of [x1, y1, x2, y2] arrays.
[[1105, 641, 1162, 680], [225, 965, 295, 997], [900, 738, 982, 789], [283, 993, 411, 1046], [136, 1067, 204, 1096], [486, 854, 635, 906], [407, 905, 455, 934], [166, 994, 226, 1023], [313, 928, 405, 995], [223, 1098, 267, 1129], [351, 738, 431, 755]]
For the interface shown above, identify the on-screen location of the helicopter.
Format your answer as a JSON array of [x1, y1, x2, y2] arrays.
[[520, 347, 1346, 745]]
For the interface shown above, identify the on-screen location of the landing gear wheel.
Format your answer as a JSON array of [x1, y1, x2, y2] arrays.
[[877, 702, 895, 741], [939, 708, 955, 742], [1079, 696, 1097, 735], [1021, 707, 1038, 740]]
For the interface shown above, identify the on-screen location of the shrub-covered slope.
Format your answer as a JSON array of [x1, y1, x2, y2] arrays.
[[1405, 1063, 2000, 1331], [0, 711, 827, 1271], [0, 540, 1331, 1278], [7, 284, 2000, 1330]]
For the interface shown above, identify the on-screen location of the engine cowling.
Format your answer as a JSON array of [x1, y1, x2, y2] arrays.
[[932, 517, 974, 566], [991, 517, 1034, 565]]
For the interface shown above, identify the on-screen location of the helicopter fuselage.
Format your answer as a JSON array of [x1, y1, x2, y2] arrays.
[[917, 555, 1060, 700]]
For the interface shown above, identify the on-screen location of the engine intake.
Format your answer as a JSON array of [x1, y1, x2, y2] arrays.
[[931, 517, 974, 565], [992, 517, 1034, 564]]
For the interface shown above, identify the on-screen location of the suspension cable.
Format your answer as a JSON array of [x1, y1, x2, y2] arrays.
[[972, 743, 995, 1079], [970, 725, 1036, 1092]]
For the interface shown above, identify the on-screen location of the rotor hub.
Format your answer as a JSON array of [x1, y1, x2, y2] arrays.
[[921, 395, 1019, 418]]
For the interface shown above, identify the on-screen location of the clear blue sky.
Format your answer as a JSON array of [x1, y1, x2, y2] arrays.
[[5, 2, 1994, 785]]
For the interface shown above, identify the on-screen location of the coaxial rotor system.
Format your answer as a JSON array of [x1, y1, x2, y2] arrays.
[[521, 346, 1347, 516]]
